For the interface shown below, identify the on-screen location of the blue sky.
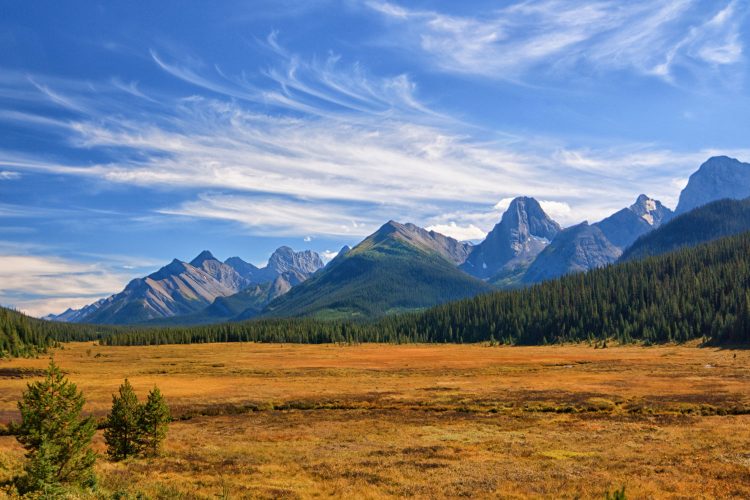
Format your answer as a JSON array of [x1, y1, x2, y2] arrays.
[[1, 0, 749, 316]]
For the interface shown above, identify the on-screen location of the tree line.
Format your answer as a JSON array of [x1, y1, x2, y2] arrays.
[[0, 307, 119, 358]]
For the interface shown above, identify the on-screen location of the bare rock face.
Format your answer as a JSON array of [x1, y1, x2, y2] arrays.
[[267, 246, 324, 275], [676, 156, 750, 215], [231, 247, 325, 285], [461, 197, 561, 280]]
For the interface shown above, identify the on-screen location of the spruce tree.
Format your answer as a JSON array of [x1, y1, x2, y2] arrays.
[[104, 379, 142, 460], [15, 359, 96, 493], [138, 387, 170, 457]]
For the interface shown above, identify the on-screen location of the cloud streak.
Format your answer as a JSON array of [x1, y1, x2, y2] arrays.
[[0, 254, 136, 317], [367, 0, 746, 83], [0, 31, 742, 244]]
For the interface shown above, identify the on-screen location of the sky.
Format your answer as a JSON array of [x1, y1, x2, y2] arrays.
[[1, 0, 749, 316]]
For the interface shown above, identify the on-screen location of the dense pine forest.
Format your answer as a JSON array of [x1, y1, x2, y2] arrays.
[[5, 230, 750, 355], [100, 231, 750, 347], [0, 307, 118, 357]]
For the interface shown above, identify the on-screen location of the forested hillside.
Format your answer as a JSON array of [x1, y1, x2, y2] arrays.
[[101, 231, 750, 347], [262, 222, 491, 319], [0, 307, 115, 357]]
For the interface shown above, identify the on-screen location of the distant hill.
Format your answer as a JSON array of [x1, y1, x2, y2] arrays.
[[620, 197, 750, 262], [676, 156, 750, 214], [261, 221, 492, 319], [79, 253, 251, 325]]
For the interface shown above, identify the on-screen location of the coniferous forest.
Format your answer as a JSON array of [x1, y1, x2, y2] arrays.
[[0, 307, 118, 357], [3, 230, 750, 356]]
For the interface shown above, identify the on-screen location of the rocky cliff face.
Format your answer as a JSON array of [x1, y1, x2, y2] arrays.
[[461, 197, 560, 280], [676, 156, 750, 214]]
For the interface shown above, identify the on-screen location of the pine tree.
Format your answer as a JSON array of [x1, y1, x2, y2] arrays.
[[15, 359, 96, 493], [104, 379, 142, 460], [138, 387, 170, 457]]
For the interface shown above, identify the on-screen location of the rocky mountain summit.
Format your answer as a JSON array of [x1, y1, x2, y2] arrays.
[[461, 197, 560, 281], [676, 156, 750, 214]]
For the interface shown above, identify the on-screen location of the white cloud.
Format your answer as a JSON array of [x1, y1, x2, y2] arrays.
[[321, 249, 340, 262], [426, 222, 486, 241], [303, 236, 312, 242], [0, 36, 744, 242], [367, 1, 746, 83], [0, 255, 135, 317], [158, 193, 381, 237], [0, 171, 20, 180]]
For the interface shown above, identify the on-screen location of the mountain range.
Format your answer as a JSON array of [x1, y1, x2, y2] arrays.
[[47, 155, 750, 324], [47, 247, 323, 324]]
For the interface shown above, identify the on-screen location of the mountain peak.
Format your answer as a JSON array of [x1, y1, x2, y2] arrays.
[[628, 194, 672, 226], [268, 246, 324, 275], [676, 156, 750, 214], [500, 197, 560, 237], [356, 220, 472, 265], [462, 196, 560, 280], [190, 250, 218, 267]]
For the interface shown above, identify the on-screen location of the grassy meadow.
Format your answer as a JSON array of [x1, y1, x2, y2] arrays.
[[1, 342, 749, 498]]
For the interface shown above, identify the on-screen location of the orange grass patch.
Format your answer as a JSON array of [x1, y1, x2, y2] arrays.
[[1, 342, 749, 498]]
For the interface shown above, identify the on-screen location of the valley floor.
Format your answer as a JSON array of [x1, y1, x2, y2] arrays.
[[1, 342, 750, 498]]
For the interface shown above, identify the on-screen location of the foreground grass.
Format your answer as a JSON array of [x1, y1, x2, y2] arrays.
[[1, 342, 749, 498]]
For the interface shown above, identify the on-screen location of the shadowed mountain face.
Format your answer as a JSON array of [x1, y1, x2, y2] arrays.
[[621, 197, 750, 262], [676, 156, 750, 214], [522, 222, 621, 284], [223, 256, 260, 282], [461, 197, 560, 282], [594, 195, 673, 249], [261, 221, 491, 320]]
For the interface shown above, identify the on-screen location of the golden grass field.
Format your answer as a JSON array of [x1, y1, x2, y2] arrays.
[[1, 341, 750, 498]]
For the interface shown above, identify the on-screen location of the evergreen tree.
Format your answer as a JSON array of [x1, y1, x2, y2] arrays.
[[104, 379, 142, 460], [138, 387, 170, 457], [15, 359, 96, 493]]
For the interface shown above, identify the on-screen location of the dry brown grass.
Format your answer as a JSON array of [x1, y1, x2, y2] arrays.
[[1, 342, 750, 498]]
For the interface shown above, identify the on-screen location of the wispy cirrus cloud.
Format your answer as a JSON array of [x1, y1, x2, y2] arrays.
[[159, 193, 382, 237], [367, 0, 746, 83], [0, 32, 737, 246], [0, 171, 20, 180]]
